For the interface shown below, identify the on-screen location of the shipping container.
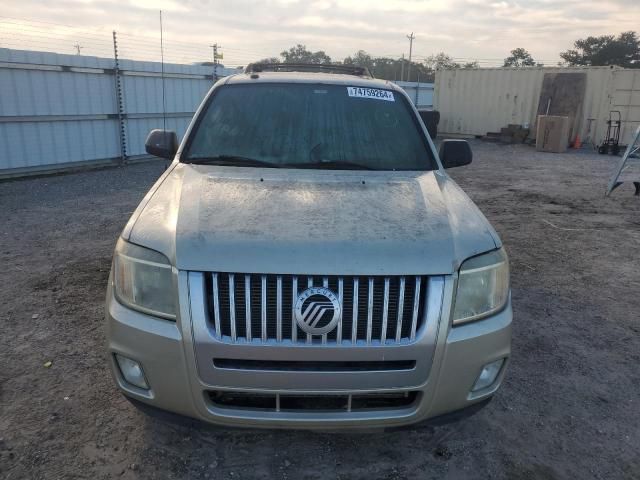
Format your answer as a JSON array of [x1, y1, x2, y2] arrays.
[[434, 66, 640, 148]]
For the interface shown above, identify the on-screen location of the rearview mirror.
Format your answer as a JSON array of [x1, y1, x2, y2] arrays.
[[439, 139, 472, 169], [145, 129, 178, 159]]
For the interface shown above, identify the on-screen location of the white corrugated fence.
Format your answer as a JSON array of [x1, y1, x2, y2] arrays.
[[0, 47, 433, 177], [0, 48, 233, 176]]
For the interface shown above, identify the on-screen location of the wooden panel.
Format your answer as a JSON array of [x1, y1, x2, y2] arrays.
[[535, 73, 587, 142]]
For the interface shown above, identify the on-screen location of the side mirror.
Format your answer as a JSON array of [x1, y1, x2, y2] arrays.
[[439, 139, 472, 169], [145, 129, 178, 159]]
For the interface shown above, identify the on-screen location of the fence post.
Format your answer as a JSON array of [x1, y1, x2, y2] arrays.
[[415, 76, 420, 106], [112, 31, 127, 165]]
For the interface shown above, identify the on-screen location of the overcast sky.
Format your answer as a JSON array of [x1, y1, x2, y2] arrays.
[[1, 0, 638, 66]]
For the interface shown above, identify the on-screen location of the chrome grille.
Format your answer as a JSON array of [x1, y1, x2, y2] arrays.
[[205, 274, 427, 345]]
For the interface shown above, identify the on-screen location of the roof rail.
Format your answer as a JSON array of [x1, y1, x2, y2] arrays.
[[244, 63, 373, 78]]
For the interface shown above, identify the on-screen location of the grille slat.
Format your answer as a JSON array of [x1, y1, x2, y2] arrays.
[[395, 277, 406, 343], [212, 273, 222, 339], [306, 276, 313, 344], [261, 275, 267, 342], [381, 277, 390, 344], [208, 273, 427, 345], [337, 278, 344, 344], [229, 274, 237, 341], [245, 275, 252, 342], [351, 278, 359, 343], [276, 276, 283, 342], [410, 277, 421, 341], [366, 277, 374, 345], [291, 276, 298, 343]]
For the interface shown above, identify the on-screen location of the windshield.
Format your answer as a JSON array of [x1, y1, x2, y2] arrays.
[[184, 83, 435, 170]]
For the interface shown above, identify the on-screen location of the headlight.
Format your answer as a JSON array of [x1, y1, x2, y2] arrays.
[[113, 238, 176, 319], [452, 248, 509, 325]]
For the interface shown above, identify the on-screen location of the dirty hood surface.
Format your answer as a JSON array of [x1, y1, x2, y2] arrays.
[[128, 164, 499, 275]]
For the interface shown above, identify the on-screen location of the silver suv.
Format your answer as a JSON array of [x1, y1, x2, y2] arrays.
[[106, 64, 511, 429]]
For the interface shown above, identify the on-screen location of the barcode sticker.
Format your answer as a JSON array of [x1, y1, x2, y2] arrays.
[[347, 86, 395, 102]]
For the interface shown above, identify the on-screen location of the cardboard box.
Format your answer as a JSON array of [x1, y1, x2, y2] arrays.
[[536, 115, 570, 153]]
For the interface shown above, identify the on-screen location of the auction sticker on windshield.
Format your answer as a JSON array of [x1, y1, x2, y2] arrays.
[[347, 86, 395, 102]]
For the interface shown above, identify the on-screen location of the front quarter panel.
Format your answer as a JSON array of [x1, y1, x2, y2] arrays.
[[127, 164, 186, 265], [121, 162, 178, 241], [434, 172, 501, 270]]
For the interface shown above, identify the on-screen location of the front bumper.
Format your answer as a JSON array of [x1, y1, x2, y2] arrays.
[[106, 271, 511, 429]]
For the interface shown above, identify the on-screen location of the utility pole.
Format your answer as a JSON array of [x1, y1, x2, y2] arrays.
[[210, 43, 221, 81], [406, 32, 415, 82], [74, 43, 83, 55]]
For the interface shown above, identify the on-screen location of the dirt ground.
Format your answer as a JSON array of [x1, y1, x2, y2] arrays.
[[1, 141, 639, 479]]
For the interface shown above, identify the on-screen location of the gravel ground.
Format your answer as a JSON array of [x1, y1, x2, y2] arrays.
[[1, 141, 639, 479]]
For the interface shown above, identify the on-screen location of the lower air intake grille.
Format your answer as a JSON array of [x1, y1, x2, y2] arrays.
[[207, 391, 419, 412]]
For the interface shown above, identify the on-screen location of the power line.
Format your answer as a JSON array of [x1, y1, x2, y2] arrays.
[[0, 27, 114, 47], [2, 16, 388, 64], [0, 19, 114, 43], [0, 15, 111, 33], [0, 16, 557, 70], [0, 16, 388, 65]]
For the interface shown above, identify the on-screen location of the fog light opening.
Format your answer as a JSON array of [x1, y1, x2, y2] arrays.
[[115, 354, 149, 390], [472, 359, 504, 392]]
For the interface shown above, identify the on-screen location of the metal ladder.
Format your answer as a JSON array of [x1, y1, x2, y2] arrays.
[[606, 125, 640, 196]]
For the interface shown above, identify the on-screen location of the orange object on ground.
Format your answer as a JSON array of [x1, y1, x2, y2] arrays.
[[573, 134, 582, 149]]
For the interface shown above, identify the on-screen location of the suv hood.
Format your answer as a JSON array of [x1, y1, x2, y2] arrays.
[[126, 164, 499, 275]]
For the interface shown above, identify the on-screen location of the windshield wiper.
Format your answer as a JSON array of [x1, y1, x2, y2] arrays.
[[186, 157, 374, 170], [285, 160, 374, 170], [186, 155, 281, 168]]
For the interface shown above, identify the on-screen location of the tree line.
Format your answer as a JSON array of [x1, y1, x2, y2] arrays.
[[253, 31, 639, 82]]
